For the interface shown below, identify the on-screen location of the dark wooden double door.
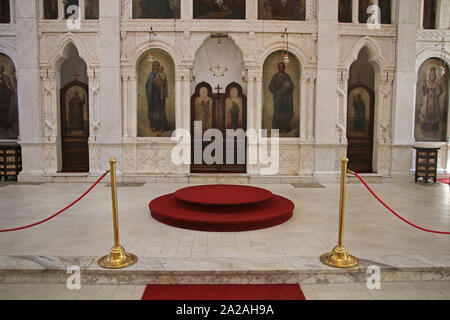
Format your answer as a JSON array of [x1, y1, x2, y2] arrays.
[[191, 82, 247, 173], [60, 80, 89, 172]]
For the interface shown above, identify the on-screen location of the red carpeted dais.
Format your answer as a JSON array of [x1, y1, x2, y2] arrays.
[[141, 284, 306, 300], [149, 185, 294, 232]]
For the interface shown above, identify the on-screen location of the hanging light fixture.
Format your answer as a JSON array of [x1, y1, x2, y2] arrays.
[[148, 26, 156, 64], [282, 27, 289, 66]]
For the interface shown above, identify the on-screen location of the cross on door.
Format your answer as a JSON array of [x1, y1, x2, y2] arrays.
[[215, 84, 223, 94]]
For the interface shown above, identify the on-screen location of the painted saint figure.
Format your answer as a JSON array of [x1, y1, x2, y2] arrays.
[[68, 90, 85, 131], [352, 93, 366, 131], [0, 65, 13, 128], [146, 60, 169, 133], [195, 87, 212, 133], [230, 101, 240, 130], [419, 66, 443, 137], [268, 62, 294, 133]]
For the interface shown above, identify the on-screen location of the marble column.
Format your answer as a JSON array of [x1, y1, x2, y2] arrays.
[[352, 0, 359, 23], [391, 0, 418, 180], [16, 0, 44, 181], [336, 70, 349, 144], [246, 0, 258, 20], [40, 69, 59, 174], [418, 0, 424, 28], [246, 68, 259, 175], [121, 0, 132, 19], [314, 0, 340, 181], [436, 0, 450, 29], [181, 0, 193, 20], [96, 0, 122, 173], [58, 0, 65, 20]]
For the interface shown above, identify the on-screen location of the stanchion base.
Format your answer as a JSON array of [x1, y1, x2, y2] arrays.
[[320, 246, 359, 268], [98, 245, 138, 269]]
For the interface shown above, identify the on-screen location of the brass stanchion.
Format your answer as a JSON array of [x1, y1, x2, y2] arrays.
[[98, 157, 138, 269], [320, 157, 359, 268]]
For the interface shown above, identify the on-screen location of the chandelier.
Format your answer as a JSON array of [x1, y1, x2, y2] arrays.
[[148, 26, 156, 64], [281, 27, 289, 65]]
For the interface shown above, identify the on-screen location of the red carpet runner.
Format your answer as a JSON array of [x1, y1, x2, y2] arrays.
[[438, 178, 449, 184], [141, 284, 306, 300], [149, 185, 294, 232]]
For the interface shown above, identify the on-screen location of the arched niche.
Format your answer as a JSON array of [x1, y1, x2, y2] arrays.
[[347, 47, 376, 172], [262, 50, 300, 138], [136, 48, 175, 137], [59, 43, 90, 172], [415, 58, 449, 142], [0, 52, 18, 140]]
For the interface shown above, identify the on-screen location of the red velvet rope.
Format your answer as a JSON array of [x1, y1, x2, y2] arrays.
[[350, 171, 450, 235], [0, 171, 109, 233]]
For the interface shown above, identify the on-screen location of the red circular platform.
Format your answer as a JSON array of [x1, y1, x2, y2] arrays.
[[174, 185, 273, 206], [149, 185, 294, 232]]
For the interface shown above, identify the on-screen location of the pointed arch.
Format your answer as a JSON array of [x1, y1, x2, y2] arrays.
[[343, 36, 387, 74], [48, 33, 97, 69]]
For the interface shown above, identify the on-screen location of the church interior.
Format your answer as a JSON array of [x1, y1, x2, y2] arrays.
[[0, 0, 449, 302]]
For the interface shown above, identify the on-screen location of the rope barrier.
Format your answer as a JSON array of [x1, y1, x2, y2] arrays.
[[0, 171, 109, 233], [349, 170, 450, 235]]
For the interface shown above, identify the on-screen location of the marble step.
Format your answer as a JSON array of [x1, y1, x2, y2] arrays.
[[0, 255, 448, 285]]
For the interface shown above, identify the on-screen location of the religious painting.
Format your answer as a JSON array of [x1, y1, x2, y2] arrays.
[[133, 0, 180, 19], [193, 83, 213, 133], [194, 0, 246, 19], [0, 0, 10, 23], [44, 0, 58, 19], [415, 58, 449, 142], [64, 0, 79, 20], [85, 0, 99, 19], [225, 85, 244, 130], [423, 0, 436, 29], [338, 0, 352, 23], [358, 0, 371, 23], [262, 51, 300, 137], [0, 54, 18, 139], [347, 86, 373, 137], [258, 0, 306, 20], [62, 82, 89, 135], [137, 49, 175, 137]]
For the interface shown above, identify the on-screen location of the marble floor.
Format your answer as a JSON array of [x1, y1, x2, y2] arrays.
[[1, 281, 449, 300], [0, 180, 449, 259], [0, 180, 449, 299]]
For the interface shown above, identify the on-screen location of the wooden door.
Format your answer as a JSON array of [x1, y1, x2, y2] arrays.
[[346, 85, 374, 172], [60, 80, 89, 172], [190, 82, 246, 173]]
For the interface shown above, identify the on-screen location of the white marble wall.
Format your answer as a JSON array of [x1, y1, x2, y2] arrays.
[[1, 0, 449, 182], [15, 0, 44, 182]]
